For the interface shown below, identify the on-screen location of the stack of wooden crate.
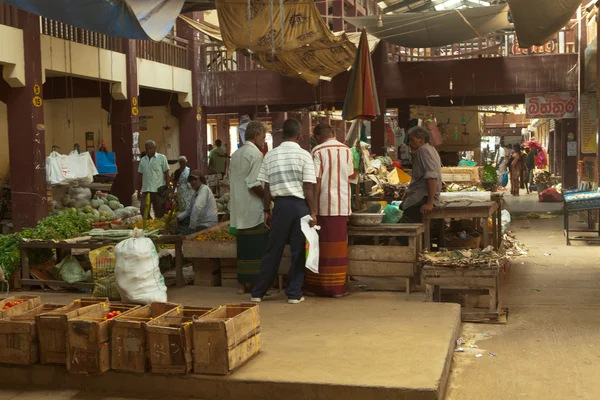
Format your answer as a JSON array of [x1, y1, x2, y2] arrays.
[[146, 305, 214, 374], [220, 259, 238, 288], [0, 295, 41, 319], [66, 303, 139, 374], [111, 302, 179, 373], [193, 303, 261, 375], [0, 303, 65, 365], [37, 297, 108, 365]]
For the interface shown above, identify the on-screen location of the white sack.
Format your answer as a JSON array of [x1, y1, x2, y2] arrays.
[[115, 229, 167, 304]]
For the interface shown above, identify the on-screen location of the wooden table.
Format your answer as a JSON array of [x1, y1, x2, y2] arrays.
[[423, 201, 501, 251], [19, 235, 185, 289]]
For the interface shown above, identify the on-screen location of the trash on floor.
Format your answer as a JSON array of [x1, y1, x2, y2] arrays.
[[488, 353, 497, 357], [455, 347, 465, 352], [475, 354, 483, 358]]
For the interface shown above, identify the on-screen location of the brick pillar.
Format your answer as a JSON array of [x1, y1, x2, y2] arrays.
[[332, 0, 344, 31], [561, 119, 579, 190], [7, 11, 47, 229], [271, 112, 287, 148], [176, 12, 204, 170], [371, 41, 388, 156], [111, 39, 139, 205]]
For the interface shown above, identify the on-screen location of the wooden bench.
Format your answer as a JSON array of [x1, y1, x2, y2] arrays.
[[278, 223, 425, 294], [421, 264, 501, 322]]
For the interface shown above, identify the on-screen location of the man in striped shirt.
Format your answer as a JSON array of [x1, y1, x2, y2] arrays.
[[250, 118, 317, 304], [304, 123, 356, 297]]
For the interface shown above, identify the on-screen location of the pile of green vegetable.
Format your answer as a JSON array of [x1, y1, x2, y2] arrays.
[[0, 210, 91, 280], [483, 165, 498, 183], [59, 190, 139, 223]]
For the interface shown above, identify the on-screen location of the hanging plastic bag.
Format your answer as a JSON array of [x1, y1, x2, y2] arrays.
[[300, 215, 320, 274], [425, 119, 443, 147], [115, 229, 167, 304], [89, 245, 120, 300], [383, 205, 403, 224]]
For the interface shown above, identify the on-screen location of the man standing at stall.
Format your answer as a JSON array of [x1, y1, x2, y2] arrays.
[[137, 140, 170, 219], [250, 118, 317, 304], [304, 123, 355, 298], [398, 126, 442, 226], [229, 121, 269, 294], [208, 139, 228, 175]]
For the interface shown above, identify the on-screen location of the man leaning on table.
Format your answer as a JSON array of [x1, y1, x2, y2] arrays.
[[398, 126, 442, 231]]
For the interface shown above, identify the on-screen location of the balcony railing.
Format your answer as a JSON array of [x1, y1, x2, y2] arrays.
[[41, 17, 123, 53], [391, 29, 576, 62], [202, 44, 263, 72], [0, 3, 18, 28], [136, 35, 189, 69]]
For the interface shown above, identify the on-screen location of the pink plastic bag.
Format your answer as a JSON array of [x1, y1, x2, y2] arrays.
[[425, 119, 443, 147], [535, 150, 547, 168]]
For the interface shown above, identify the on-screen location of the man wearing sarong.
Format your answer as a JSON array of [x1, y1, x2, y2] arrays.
[[229, 121, 269, 294], [305, 124, 356, 297]]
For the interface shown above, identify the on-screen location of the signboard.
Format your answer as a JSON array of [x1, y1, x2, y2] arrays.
[[510, 36, 557, 56], [484, 128, 521, 137], [580, 94, 597, 154], [526, 92, 577, 119]]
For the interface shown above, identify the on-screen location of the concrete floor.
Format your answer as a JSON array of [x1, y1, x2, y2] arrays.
[[446, 215, 600, 400], [503, 189, 563, 214], [0, 288, 461, 400]]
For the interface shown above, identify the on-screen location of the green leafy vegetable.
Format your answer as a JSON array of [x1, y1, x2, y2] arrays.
[[483, 165, 498, 183]]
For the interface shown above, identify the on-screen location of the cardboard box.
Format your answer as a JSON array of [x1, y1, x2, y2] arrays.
[[0, 303, 65, 365], [66, 303, 139, 374], [111, 302, 179, 373], [147, 306, 213, 374], [193, 303, 261, 375], [0, 295, 41, 319], [36, 297, 108, 365]]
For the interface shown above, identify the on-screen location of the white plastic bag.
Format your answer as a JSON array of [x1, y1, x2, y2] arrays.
[[115, 229, 167, 304], [300, 215, 320, 274]]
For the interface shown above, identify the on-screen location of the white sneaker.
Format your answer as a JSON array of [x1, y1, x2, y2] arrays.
[[288, 297, 305, 304], [250, 297, 262, 303]]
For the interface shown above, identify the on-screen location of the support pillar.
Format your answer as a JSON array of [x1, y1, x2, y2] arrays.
[[7, 10, 47, 230], [332, 0, 344, 31], [560, 119, 579, 190], [216, 115, 231, 153], [176, 12, 204, 170], [271, 112, 287, 148], [200, 106, 208, 174], [111, 39, 139, 205], [300, 113, 312, 151]]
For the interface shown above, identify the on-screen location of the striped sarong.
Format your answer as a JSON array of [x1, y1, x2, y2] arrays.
[[304, 216, 348, 297], [236, 223, 269, 284]]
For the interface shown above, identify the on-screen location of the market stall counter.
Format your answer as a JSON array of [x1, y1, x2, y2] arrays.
[[19, 235, 185, 289], [563, 190, 600, 245]]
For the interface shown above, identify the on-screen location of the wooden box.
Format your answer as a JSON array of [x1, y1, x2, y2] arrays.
[[36, 298, 108, 365], [66, 303, 139, 374], [111, 302, 179, 373], [147, 306, 213, 374], [191, 259, 222, 286], [193, 303, 261, 375], [0, 295, 42, 319], [0, 303, 65, 365]]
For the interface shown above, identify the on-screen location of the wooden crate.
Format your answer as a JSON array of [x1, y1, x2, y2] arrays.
[[0, 303, 65, 365], [221, 265, 237, 280], [193, 303, 261, 375], [111, 302, 179, 373], [147, 306, 213, 374], [191, 259, 221, 286], [36, 298, 109, 365], [0, 295, 42, 319], [66, 303, 139, 374]]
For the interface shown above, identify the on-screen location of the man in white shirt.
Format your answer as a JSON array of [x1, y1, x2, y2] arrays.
[[495, 144, 507, 183], [175, 170, 218, 235], [305, 124, 356, 297], [137, 140, 170, 218], [250, 118, 317, 304], [229, 121, 268, 294]]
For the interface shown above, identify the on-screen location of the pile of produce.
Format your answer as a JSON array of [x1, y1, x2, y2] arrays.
[[103, 310, 121, 320], [381, 183, 408, 199], [216, 193, 230, 211], [56, 188, 140, 223], [445, 183, 482, 192], [0, 209, 91, 280], [534, 170, 552, 186], [195, 230, 236, 241], [2, 300, 24, 310], [483, 165, 498, 183], [420, 246, 509, 268]]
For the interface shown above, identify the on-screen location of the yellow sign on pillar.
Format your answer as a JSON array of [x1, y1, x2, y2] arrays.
[[33, 84, 41, 95], [132, 106, 139, 116], [32, 96, 43, 107]]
